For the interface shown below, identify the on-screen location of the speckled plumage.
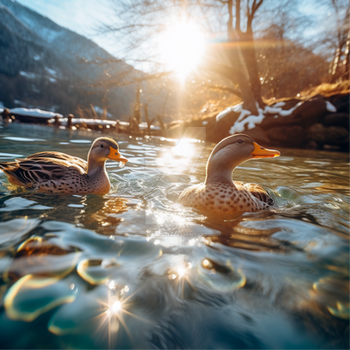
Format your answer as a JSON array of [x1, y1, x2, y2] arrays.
[[179, 134, 280, 214], [0, 137, 128, 195]]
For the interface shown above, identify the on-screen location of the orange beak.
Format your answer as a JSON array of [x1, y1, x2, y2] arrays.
[[107, 147, 128, 163], [251, 142, 280, 158]]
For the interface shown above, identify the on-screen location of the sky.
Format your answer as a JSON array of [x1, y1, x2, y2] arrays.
[[16, 0, 342, 64]]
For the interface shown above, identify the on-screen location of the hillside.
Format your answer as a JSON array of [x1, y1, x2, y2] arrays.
[[0, 0, 136, 118]]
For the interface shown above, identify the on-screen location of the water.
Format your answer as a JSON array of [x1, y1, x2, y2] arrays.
[[0, 122, 349, 349]]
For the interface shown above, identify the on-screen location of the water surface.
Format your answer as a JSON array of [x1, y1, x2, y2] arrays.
[[0, 122, 349, 349]]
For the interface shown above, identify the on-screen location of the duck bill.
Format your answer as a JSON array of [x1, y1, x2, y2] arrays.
[[251, 142, 280, 158], [107, 147, 128, 163]]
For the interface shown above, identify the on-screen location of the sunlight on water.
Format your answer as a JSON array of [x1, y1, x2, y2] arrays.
[[0, 123, 349, 349]]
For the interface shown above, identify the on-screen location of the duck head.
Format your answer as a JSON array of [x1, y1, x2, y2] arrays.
[[87, 137, 128, 174], [205, 134, 280, 184]]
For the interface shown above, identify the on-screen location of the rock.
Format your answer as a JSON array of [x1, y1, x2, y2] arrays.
[[330, 93, 349, 114], [309, 123, 349, 146], [266, 126, 307, 147], [260, 112, 297, 129], [335, 102, 350, 114], [261, 97, 329, 130], [306, 140, 318, 149], [293, 96, 328, 127], [323, 144, 343, 151], [275, 98, 302, 110], [214, 110, 240, 141], [323, 113, 349, 129], [243, 126, 270, 145]]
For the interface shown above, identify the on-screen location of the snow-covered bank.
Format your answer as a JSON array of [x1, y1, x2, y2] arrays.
[[167, 92, 349, 151], [216, 99, 337, 135], [9, 108, 63, 119]]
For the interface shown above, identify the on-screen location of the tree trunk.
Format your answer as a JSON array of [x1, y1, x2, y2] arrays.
[[133, 85, 141, 124], [330, 46, 342, 83], [239, 30, 264, 106], [226, 0, 258, 115], [343, 31, 350, 80]]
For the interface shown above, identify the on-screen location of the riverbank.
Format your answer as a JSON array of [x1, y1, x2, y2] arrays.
[[1, 83, 349, 152], [168, 83, 350, 152]]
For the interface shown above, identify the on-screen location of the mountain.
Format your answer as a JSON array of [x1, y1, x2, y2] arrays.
[[0, 0, 136, 118]]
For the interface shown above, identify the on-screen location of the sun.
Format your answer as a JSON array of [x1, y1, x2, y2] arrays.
[[160, 20, 206, 82]]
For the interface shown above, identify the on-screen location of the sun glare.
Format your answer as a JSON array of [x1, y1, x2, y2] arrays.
[[111, 300, 122, 314], [160, 20, 206, 81]]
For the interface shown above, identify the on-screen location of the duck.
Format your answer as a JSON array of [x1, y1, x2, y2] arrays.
[[178, 134, 280, 214], [0, 137, 128, 195]]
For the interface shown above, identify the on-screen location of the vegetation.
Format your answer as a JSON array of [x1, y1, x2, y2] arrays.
[[94, 0, 349, 121]]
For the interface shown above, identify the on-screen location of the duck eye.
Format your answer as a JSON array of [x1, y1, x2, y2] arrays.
[[100, 144, 104, 148], [237, 139, 244, 144]]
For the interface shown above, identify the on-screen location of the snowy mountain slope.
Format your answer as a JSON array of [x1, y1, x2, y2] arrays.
[[0, 0, 136, 117]]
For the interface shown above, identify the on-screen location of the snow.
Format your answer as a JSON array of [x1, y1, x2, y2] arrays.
[[325, 101, 337, 113], [221, 99, 311, 134], [33, 55, 41, 61], [236, 109, 252, 122], [278, 101, 302, 116], [216, 102, 243, 121], [139, 123, 161, 131], [40, 28, 61, 43], [45, 67, 57, 77], [58, 118, 117, 126], [19, 71, 36, 79], [216, 100, 292, 123], [56, 118, 161, 131], [264, 105, 283, 114], [273, 101, 286, 108], [48, 77, 57, 83], [9, 108, 62, 119], [15, 11, 62, 44], [94, 106, 113, 118], [229, 103, 265, 134], [221, 97, 337, 134]]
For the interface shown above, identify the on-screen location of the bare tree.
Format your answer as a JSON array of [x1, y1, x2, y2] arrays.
[[94, 0, 337, 119], [329, 1, 350, 82], [96, 0, 271, 114]]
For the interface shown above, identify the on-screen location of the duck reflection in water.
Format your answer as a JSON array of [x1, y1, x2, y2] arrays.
[[0, 193, 132, 236]]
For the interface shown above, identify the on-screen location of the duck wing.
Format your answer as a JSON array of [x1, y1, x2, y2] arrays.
[[26, 151, 87, 171], [0, 157, 85, 187], [241, 182, 274, 206]]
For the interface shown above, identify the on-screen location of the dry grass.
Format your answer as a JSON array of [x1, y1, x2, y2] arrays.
[[264, 80, 350, 105], [300, 80, 350, 98]]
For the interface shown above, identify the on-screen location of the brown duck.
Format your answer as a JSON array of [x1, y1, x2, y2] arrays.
[[0, 137, 128, 195], [179, 134, 280, 214]]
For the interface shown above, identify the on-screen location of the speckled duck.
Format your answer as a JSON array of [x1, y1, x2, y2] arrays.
[[179, 134, 280, 214], [0, 137, 128, 195]]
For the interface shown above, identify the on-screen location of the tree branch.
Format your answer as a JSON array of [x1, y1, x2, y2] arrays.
[[235, 0, 241, 33], [206, 84, 241, 97]]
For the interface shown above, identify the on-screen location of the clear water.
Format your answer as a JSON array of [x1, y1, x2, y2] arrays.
[[0, 122, 349, 349]]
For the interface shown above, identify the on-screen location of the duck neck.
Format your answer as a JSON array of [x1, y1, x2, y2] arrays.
[[205, 154, 242, 186], [87, 154, 107, 178]]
